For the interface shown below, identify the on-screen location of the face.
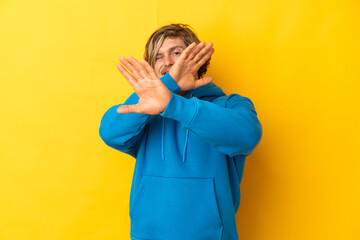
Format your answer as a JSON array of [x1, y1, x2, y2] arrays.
[[154, 37, 187, 78]]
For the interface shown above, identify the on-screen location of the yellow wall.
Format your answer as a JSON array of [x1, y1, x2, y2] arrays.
[[1, 0, 359, 239]]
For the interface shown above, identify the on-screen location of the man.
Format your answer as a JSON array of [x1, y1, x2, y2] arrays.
[[99, 24, 262, 240]]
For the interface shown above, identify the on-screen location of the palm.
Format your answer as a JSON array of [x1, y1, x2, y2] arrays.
[[134, 79, 171, 115], [169, 41, 214, 91], [116, 57, 171, 115], [174, 70, 197, 90]]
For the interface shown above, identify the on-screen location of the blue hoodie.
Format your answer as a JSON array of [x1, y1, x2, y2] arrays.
[[99, 73, 262, 240]]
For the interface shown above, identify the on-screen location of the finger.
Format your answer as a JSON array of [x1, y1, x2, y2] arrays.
[[119, 57, 141, 80], [194, 76, 213, 89], [192, 42, 213, 63], [176, 42, 196, 62], [127, 56, 150, 79], [117, 104, 139, 114], [187, 41, 206, 60], [117, 63, 139, 90], [195, 48, 214, 69], [140, 59, 158, 80]]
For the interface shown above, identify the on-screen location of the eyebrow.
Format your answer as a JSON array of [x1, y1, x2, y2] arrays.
[[156, 45, 185, 56]]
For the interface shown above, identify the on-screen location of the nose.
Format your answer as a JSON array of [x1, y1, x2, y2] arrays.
[[164, 55, 174, 67]]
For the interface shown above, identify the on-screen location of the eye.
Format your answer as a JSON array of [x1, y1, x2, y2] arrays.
[[173, 51, 181, 56], [155, 56, 163, 61]]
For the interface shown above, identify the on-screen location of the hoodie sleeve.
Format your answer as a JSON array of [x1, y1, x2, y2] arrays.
[[160, 92, 262, 157], [99, 73, 181, 157]]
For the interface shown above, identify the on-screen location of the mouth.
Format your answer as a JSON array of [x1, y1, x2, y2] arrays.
[[161, 69, 169, 76]]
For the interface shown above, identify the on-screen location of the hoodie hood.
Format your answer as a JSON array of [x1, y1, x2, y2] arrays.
[[161, 82, 226, 162]]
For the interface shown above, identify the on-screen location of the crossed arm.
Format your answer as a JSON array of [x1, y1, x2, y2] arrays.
[[99, 42, 262, 157]]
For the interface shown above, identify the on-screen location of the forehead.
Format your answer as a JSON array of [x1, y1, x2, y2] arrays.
[[158, 37, 186, 53]]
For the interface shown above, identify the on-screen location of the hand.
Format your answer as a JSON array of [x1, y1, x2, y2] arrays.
[[116, 56, 171, 115], [169, 42, 215, 91]]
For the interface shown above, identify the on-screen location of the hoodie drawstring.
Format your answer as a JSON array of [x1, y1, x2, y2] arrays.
[[161, 91, 193, 162], [182, 129, 189, 163], [182, 92, 193, 163], [162, 117, 165, 160]]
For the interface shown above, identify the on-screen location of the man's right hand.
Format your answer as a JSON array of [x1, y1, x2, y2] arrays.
[[169, 42, 215, 91]]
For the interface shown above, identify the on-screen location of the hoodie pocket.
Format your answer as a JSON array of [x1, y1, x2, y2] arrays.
[[130, 176, 223, 240]]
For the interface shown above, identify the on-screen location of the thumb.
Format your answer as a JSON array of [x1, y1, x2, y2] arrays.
[[194, 76, 213, 89], [117, 104, 138, 114]]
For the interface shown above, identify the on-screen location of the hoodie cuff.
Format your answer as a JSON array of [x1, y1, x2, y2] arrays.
[[160, 72, 181, 93], [160, 92, 198, 127]]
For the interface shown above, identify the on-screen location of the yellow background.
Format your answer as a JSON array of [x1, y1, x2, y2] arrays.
[[1, 0, 359, 239]]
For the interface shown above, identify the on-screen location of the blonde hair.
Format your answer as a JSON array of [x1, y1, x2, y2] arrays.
[[144, 23, 210, 78]]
